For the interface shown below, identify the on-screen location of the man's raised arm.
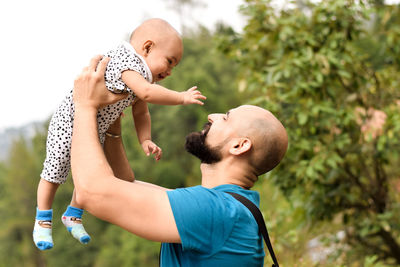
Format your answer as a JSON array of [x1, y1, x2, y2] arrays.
[[70, 55, 180, 243]]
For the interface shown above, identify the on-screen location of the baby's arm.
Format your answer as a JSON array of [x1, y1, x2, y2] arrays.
[[132, 99, 162, 161], [121, 71, 206, 105]]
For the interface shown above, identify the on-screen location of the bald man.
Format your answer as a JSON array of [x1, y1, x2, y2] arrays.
[[71, 56, 288, 266]]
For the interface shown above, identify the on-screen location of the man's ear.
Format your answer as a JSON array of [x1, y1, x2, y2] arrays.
[[143, 40, 154, 56], [229, 138, 252, 156]]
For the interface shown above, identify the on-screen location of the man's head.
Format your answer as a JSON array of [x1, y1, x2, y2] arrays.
[[130, 18, 183, 82], [185, 105, 288, 177]]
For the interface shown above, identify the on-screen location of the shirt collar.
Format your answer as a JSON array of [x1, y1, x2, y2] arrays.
[[122, 41, 153, 83]]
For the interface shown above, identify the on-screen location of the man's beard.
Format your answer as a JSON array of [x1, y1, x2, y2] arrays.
[[185, 122, 222, 164]]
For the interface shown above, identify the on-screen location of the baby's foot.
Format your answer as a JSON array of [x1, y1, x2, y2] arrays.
[[33, 208, 54, 250], [62, 206, 91, 244]]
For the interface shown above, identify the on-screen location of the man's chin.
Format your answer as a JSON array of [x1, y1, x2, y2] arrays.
[[185, 132, 222, 164]]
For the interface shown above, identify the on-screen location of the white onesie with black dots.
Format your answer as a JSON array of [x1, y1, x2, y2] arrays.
[[40, 42, 153, 184]]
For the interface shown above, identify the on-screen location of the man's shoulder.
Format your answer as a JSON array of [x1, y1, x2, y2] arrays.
[[167, 185, 216, 200], [169, 184, 259, 202], [167, 184, 257, 215], [167, 185, 229, 206], [213, 184, 261, 206]]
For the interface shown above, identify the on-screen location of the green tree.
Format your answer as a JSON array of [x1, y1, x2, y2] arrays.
[[0, 126, 108, 267], [222, 0, 400, 264], [0, 130, 48, 266]]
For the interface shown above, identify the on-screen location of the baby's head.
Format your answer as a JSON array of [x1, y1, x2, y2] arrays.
[[130, 18, 183, 82]]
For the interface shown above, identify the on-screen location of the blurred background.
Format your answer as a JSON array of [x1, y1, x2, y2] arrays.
[[1, 0, 400, 266]]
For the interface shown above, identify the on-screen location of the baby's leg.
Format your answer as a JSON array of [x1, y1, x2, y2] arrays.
[[37, 178, 59, 210], [33, 178, 59, 250], [60, 170, 135, 245], [34, 91, 75, 250], [61, 189, 91, 244]]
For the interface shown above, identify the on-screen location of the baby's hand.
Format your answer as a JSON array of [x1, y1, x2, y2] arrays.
[[181, 86, 206, 105], [141, 140, 162, 161]]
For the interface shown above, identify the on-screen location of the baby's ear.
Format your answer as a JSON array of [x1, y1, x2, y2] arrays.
[[229, 138, 252, 156], [143, 40, 154, 55]]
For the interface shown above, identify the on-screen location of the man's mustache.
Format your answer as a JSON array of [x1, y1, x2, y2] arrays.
[[201, 122, 212, 136]]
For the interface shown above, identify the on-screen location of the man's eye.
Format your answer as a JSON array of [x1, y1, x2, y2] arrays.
[[168, 59, 172, 64]]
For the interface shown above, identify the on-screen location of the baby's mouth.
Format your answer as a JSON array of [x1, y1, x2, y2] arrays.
[[158, 74, 166, 80]]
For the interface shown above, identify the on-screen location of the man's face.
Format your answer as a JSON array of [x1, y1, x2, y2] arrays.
[[185, 108, 242, 163], [184, 122, 223, 164]]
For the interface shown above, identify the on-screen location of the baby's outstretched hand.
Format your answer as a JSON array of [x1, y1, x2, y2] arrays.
[[182, 86, 206, 105], [141, 140, 162, 161]]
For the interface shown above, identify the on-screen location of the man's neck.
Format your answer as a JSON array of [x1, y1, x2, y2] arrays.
[[200, 159, 257, 189]]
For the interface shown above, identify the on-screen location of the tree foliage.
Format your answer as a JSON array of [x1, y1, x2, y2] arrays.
[[0, 128, 48, 266], [220, 0, 400, 264]]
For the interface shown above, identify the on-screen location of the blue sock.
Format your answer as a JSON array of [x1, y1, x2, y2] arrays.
[[33, 207, 54, 250], [62, 206, 91, 244], [63, 205, 84, 217]]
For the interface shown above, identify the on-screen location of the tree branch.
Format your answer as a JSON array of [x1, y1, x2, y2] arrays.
[[372, 140, 388, 213], [349, 231, 392, 260], [377, 229, 400, 264]]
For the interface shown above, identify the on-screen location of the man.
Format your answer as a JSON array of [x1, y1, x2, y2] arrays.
[[71, 55, 288, 266]]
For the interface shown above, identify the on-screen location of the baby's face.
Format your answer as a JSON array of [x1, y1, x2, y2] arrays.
[[145, 37, 183, 82]]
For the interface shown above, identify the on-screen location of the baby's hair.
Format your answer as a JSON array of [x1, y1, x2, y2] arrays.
[[129, 18, 180, 43]]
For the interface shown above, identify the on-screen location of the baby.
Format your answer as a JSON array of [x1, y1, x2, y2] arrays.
[[33, 18, 206, 250]]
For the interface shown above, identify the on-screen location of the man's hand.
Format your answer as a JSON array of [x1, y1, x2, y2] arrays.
[[141, 140, 162, 161], [73, 55, 128, 109], [181, 86, 206, 105]]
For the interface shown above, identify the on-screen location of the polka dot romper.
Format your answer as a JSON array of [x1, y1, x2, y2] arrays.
[[40, 42, 153, 184]]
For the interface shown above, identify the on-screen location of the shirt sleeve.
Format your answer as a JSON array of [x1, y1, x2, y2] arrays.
[[104, 45, 148, 93], [167, 186, 239, 254]]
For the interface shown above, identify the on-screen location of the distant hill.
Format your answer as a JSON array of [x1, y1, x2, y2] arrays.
[[0, 121, 44, 161]]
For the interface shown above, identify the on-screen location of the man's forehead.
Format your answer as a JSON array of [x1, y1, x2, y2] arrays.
[[230, 105, 265, 117]]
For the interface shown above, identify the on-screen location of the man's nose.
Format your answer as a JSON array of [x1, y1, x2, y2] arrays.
[[208, 113, 223, 123]]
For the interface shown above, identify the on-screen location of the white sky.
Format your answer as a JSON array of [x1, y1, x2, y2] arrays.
[[1, 0, 398, 131], [0, 0, 246, 131]]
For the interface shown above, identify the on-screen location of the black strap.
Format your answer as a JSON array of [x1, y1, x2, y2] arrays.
[[227, 192, 279, 267]]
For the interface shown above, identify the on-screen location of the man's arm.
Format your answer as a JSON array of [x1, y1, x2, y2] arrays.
[[71, 55, 180, 243]]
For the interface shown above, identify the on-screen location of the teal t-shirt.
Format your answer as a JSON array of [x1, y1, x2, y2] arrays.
[[160, 184, 265, 267]]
